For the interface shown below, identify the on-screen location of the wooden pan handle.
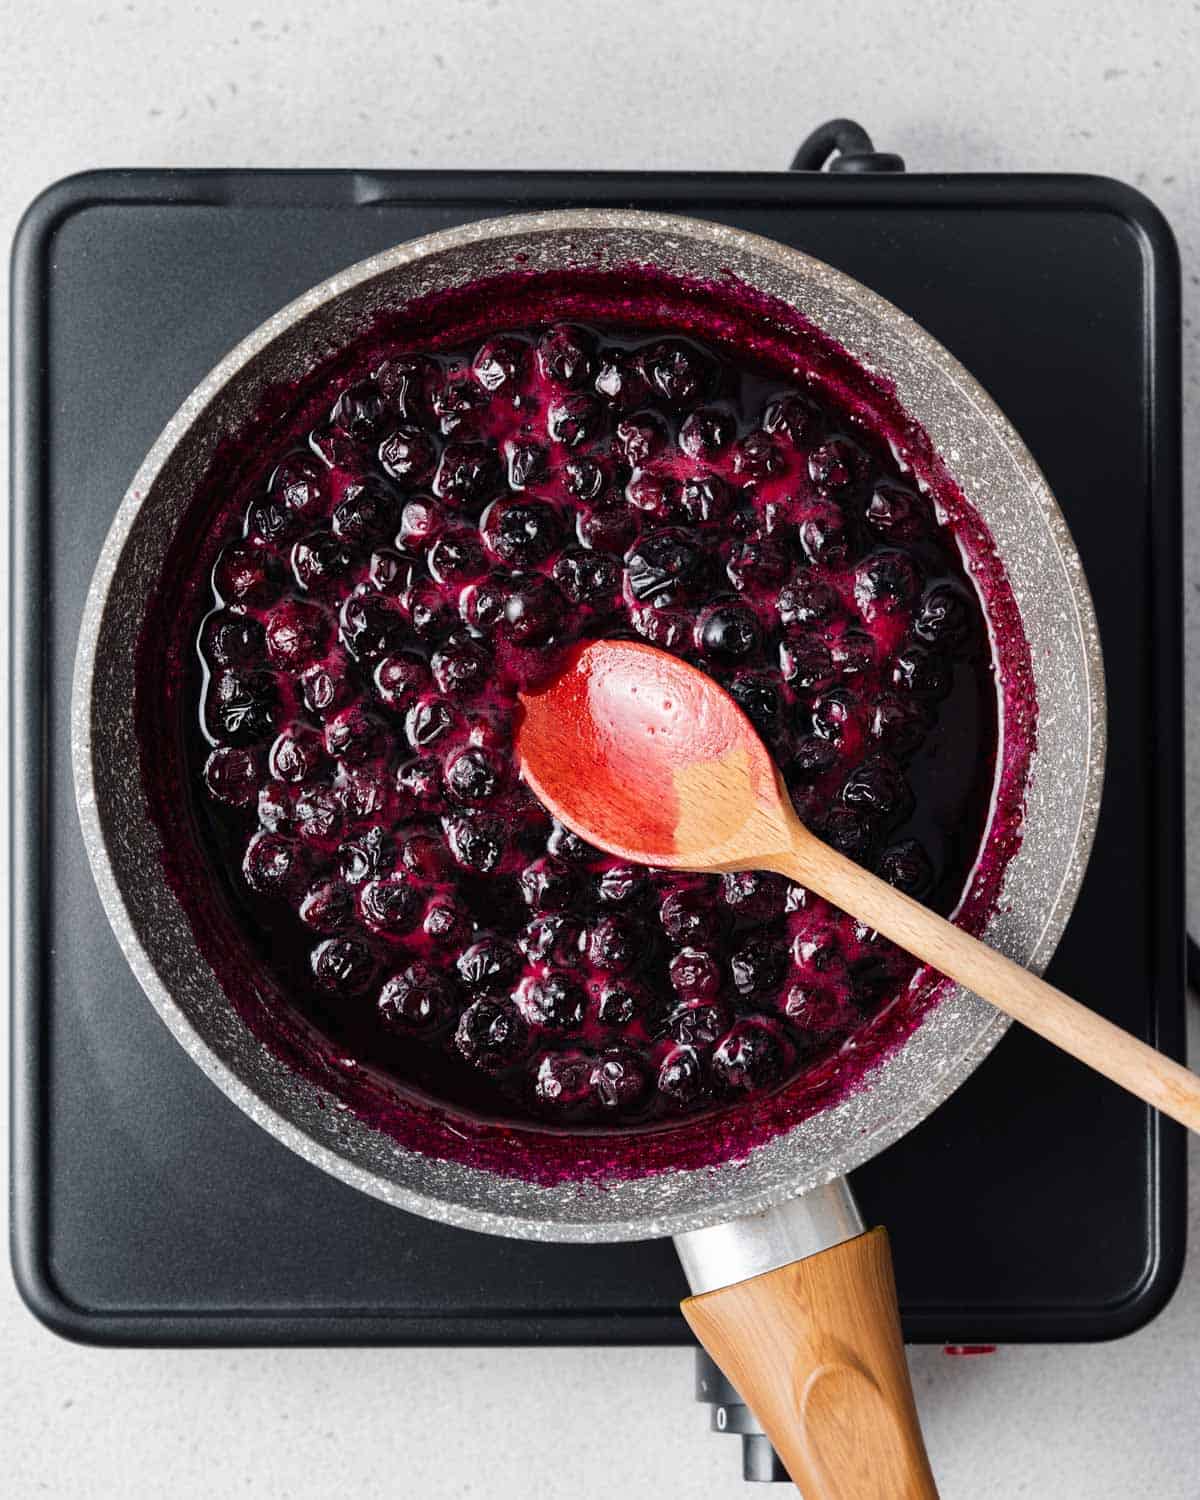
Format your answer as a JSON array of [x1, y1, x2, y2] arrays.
[[682, 1228, 938, 1499]]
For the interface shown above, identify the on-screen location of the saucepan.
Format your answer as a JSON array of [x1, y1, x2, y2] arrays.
[[73, 210, 1104, 1497]]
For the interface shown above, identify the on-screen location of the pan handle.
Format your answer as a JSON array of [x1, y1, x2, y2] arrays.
[[675, 1183, 938, 1498]]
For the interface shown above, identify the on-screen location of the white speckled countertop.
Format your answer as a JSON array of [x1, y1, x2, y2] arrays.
[[2, 1, 1197, 1494]]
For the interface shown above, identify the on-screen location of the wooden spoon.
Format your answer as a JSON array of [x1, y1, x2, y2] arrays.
[[517, 637, 1200, 1134]]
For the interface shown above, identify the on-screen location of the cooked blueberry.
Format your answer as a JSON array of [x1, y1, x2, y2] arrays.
[[597, 981, 653, 1028], [428, 531, 487, 584], [299, 881, 354, 934], [532, 1049, 594, 1110], [422, 895, 474, 948], [562, 455, 606, 501], [338, 826, 392, 885], [256, 782, 296, 834], [405, 696, 456, 750], [245, 493, 302, 544], [520, 913, 585, 967], [311, 937, 376, 995], [325, 703, 384, 762], [355, 875, 417, 937], [552, 546, 620, 606], [292, 533, 355, 593], [547, 820, 599, 863], [213, 542, 281, 604], [631, 605, 691, 650], [659, 888, 709, 946], [396, 757, 443, 804], [373, 651, 429, 709], [430, 639, 491, 697], [761, 393, 820, 446], [713, 1020, 787, 1092], [590, 1050, 648, 1112], [780, 635, 835, 690], [294, 785, 343, 840], [374, 355, 433, 419], [625, 471, 680, 518], [456, 998, 529, 1069], [727, 673, 781, 736], [821, 805, 876, 862], [330, 379, 387, 440], [202, 611, 265, 668], [472, 335, 528, 393], [519, 856, 577, 911], [588, 915, 640, 972], [536, 324, 595, 388], [502, 575, 566, 647], [504, 438, 549, 491], [657, 1046, 706, 1107], [811, 688, 857, 741], [678, 473, 731, 523], [203, 745, 260, 806], [855, 552, 919, 619], [262, 599, 329, 670], [787, 734, 841, 780], [397, 496, 445, 550], [367, 549, 409, 596], [298, 661, 351, 717], [732, 431, 783, 478], [243, 831, 304, 895], [721, 871, 786, 923], [340, 592, 407, 661], [433, 441, 502, 507], [641, 339, 709, 406], [877, 838, 935, 897], [208, 669, 278, 744], [842, 755, 911, 820], [338, 767, 391, 822], [524, 973, 586, 1029], [594, 349, 650, 409], [596, 863, 644, 906], [443, 747, 501, 804], [866, 481, 929, 540], [459, 574, 507, 632], [332, 478, 397, 543], [268, 726, 325, 784], [577, 502, 640, 554], [626, 529, 708, 605], [694, 602, 759, 661], [669, 947, 722, 1000], [730, 936, 786, 995], [378, 424, 438, 485], [809, 439, 865, 495], [868, 692, 931, 756], [378, 963, 456, 1033], [669, 999, 732, 1049], [831, 629, 874, 678], [892, 643, 951, 697], [913, 582, 975, 648], [676, 406, 732, 461], [404, 578, 455, 639], [270, 455, 326, 517], [777, 576, 838, 628], [445, 814, 506, 873], [726, 536, 789, 592], [798, 506, 851, 566], [431, 375, 487, 436], [456, 936, 522, 992], [547, 393, 601, 448], [615, 413, 668, 467], [483, 499, 561, 566]]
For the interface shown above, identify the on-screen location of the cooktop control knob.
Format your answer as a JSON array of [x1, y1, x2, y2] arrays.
[[694, 1348, 789, 1483]]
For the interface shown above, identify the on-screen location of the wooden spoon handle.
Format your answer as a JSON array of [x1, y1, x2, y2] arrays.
[[772, 828, 1200, 1133], [682, 1227, 938, 1498]]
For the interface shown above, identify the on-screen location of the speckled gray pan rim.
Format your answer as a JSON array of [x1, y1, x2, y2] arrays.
[[72, 210, 1106, 1243]]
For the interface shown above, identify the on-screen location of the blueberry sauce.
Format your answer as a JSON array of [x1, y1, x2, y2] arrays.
[[135, 265, 1034, 1183]]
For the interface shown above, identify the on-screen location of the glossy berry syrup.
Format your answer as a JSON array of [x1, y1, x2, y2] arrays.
[[135, 264, 1034, 1184]]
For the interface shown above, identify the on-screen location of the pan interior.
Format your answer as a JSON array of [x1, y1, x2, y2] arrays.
[[73, 211, 1105, 1241]]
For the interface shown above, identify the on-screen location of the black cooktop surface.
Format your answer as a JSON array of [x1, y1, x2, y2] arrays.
[[10, 167, 1185, 1346]]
